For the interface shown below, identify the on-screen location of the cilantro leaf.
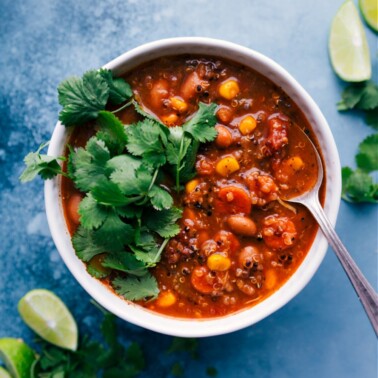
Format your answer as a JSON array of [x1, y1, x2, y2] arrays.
[[355, 133, 378, 172], [97, 110, 128, 155], [112, 274, 159, 301], [20, 142, 65, 182], [103, 252, 147, 276], [130, 238, 168, 266], [365, 108, 378, 130], [125, 342, 145, 371], [337, 81, 378, 111], [131, 99, 164, 125], [358, 82, 378, 110], [148, 185, 173, 210], [91, 179, 135, 206], [167, 337, 199, 359], [99, 69, 132, 105], [206, 367, 218, 377], [171, 362, 184, 377], [125, 119, 168, 166], [72, 226, 104, 262], [68, 137, 110, 192], [58, 70, 109, 127], [144, 207, 182, 238], [78, 193, 109, 229], [342, 167, 378, 203], [179, 139, 200, 183], [93, 211, 134, 252], [182, 102, 217, 142], [87, 262, 109, 279]]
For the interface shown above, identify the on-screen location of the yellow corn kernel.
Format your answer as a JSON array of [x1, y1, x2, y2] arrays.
[[185, 179, 200, 194], [156, 291, 177, 308], [170, 96, 188, 112], [207, 253, 231, 271], [287, 156, 305, 171], [218, 79, 240, 100], [215, 156, 240, 177], [161, 113, 178, 125], [239, 115, 257, 135], [264, 270, 277, 290]]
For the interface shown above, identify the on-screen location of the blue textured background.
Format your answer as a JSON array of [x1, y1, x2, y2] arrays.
[[0, 0, 377, 377]]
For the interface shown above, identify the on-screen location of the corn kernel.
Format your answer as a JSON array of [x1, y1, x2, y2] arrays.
[[170, 96, 188, 112], [287, 156, 305, 171], [156, 291, 177, 307], [215, 156, 240, 177], [239, 115, 257, 135], [185, 179, 200, 194], [161, 113, 178, 125], [219, 79, 240, 100], [207, 253, 231, 271], [264, 270, 277, 290]]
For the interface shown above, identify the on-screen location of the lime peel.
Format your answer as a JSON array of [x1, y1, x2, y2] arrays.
[[359, 0, 378, 32], [18, 289, 78, 351], [329, 0, 371, 82], [0, 338, 36, 378]]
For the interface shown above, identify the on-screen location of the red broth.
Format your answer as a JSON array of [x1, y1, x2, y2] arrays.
[[61, 56, 324, 318]]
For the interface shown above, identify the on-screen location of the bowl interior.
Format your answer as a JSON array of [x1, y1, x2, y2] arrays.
[[45, 37, 341, 337]]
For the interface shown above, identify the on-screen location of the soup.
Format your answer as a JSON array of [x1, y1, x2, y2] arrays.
[[61, 55, 324, 318]]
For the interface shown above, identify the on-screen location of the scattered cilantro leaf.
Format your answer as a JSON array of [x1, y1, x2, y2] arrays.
[[112, 274, 159, 301], [20, 142, 65, 182], [58, 70, 109, 127], [182, 102, 218, 142], [79, 193, 110, 229], [167, 337, 199, 359], [99, 69, 133, 105], [355, 133, 378, 172], [171, 362, 184, 377], [365, 108, 378, 130], [341, 167, 378, 203], [144, 207, 183, 238], [337, 81, 378, 111]]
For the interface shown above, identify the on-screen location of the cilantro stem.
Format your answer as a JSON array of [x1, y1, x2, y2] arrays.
[[148, 169, 159, 192], [111, 100, 133, 114], [176, 137, 185, 193], [155, 238, 169, 262]]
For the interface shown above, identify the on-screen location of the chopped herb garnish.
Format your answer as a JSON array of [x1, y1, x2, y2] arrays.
[[20, 68, 218, 301]]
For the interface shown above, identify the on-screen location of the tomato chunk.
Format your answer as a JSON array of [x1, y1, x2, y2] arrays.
[[215, 185, 252, 215]]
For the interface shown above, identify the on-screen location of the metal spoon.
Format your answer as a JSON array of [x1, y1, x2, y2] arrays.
[[282, 129, 378, 336]]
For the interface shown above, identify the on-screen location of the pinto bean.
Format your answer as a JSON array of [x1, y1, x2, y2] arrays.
[[227, 215, 257, 236], [215, 125, 233, 148], [238, 246, 259, 269]]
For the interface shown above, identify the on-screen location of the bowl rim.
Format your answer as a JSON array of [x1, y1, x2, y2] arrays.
[[45, 37, 341, 337]]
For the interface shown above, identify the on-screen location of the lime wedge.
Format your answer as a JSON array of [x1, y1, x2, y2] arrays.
[[0, 367, 11, 378], [329, 0, 371, 82], [18, 289, 78, 351], [359, 0, 378, 32], [0, 338, 36, 378]]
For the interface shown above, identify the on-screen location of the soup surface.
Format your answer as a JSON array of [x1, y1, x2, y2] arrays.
[[62, 55, 324, 318]]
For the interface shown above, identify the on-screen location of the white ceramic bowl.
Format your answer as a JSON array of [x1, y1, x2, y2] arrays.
[[45, 37, 341, 337]]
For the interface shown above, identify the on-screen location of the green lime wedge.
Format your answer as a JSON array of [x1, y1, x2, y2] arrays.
[[0, 338, 36, 378], [0, 367, 12, 378], [359, 0, 378, 32], [18, 289, 78, 351], [329, 0, 371, 82]]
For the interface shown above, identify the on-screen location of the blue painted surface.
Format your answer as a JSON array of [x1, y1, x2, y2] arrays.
[[0, 0, 377, 377]]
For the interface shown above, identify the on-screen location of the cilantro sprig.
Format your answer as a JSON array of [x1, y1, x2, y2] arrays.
[[20, 69, 218, 301]]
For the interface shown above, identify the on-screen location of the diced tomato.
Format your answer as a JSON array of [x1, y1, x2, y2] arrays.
[[215, 185, 252, 215]]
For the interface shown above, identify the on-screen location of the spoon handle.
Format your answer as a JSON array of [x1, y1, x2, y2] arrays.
[[305, 197, 378, 336]]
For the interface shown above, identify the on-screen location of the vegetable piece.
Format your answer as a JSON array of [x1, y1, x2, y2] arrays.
[[238, 246, 259, 269], [215, 156, 240, 177], [215, 125, 233, 148], [218, 79, 240, 100], [216, 185, 252, 214], [264, 269, 277, 290], [180, 71, 203, 100], [262, 215, 297, 250], [112, 274, 159, 301], [238, 115, 257, 135], [190, 266, 214, 294], [207, 254, 231, 271], [67, 193, 82, 225], [284, 156, 305, 171], [227, 215, 257, 237], [170, 96, 188, 112], [161, 113, 179, 126], [149, 79, 169, 109], [156, 291, 177, 307], [19, 142, 65, 182], [216, 107, 234, 124], [213, 230, 240, 254], [185, 179, 200, 194], [58, 70, 109, 126]]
